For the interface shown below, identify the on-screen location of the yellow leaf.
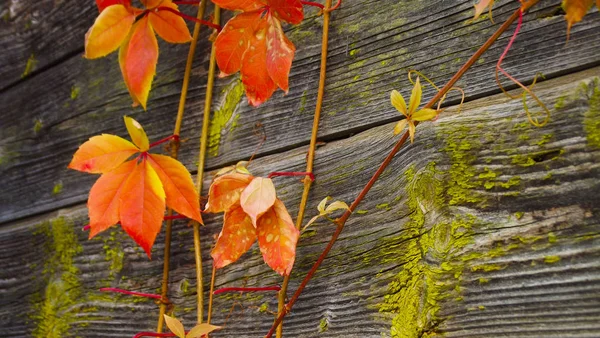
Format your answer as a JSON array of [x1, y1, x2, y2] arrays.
[[186, 323, 222, 338], [408, 122, 416, 144], [317, 196, 331, 214], [68, 134, 138, 173], [562, 0, 595, 39], [474, 0, 494, 22], [163, 315, 185, 338], [85, 4, 135, 59], [408, 77, 422, 115], [393, 119, 408, 136], [325, 201, 350, 213], [391, 90, 408, 116], [411, 108, 438, 121], [240, 177, 277, 226], [124, 116, 150, 151]]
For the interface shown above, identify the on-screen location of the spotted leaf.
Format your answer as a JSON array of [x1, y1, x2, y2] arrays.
[[240, 177, 277, 226], [256, 199, 299, 275], [211, 205, 256, 269], [205, 173, 254, 213]]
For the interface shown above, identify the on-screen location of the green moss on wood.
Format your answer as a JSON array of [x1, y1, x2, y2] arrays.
[[22, 54, 37, 78], [544, 255, 561, 264], [583, 78, 600, 148], [208, 79, 244, 157]]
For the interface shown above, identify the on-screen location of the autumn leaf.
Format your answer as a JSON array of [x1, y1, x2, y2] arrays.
[[85, 5, 135, 59], [164, 314, 186, 338], [96, 0, 131, 13], [304, 196, 350, 230], [68, 134, 138, 173], [473, 0, 494, 23], [70, 117, 202, 257], [163, 314, 221, 338], [213, 0, 303, 106], [256, 199, 299, 275], [205, 172, 254, 213], [562, 0, 596, 39], [85, 0, 192, 109], [211, 204, 256, 269], [240, 177, 277, 226], [147, 154, 202, 223]]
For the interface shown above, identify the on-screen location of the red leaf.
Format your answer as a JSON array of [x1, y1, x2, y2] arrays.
[[266, 15, 295, 92], [148, 154, 203, 223], [205, 173, 254, 213], [215, 11, 263, 76], [240, 17, 278, 106], [256, 199, 299, 275], [240, 177, 277, 226], [149, 1, 192, 43], [96, 0, 131, 12], [211, 204, 256, 269], [119, 158, 166, 257], [68, 134, 138, 174], [268, 0, 304, 24], [87, 160, 137, 238], [121, 16, 159, 110], [211, 0, 264, 12]]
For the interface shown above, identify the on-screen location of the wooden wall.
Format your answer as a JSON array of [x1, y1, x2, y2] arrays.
[[1, 0, 600, 337]]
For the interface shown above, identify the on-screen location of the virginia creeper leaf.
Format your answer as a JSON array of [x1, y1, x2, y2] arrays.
[[85, 4, 135, 59], [96, 0, 131, 12], [240, 177, 277, 226], [186, 323, 222, 338], [87, 160, 137, 238], [266, 15, 295, 92], [562, 0, 595, 38], [211, 204, 256, 269], [163, 315, 186, 338], [241, 18, 278, 106], [149, 1, 192, 43], [408, 78, 422, 115], [390, 90, 408, 116], [211, 0, 264, 12], [122, 16, 159, 110], [119, 158, 166, 257], [214, 11, 263, 76], [268, 0, 304, 24], [124, 116, 150, 151], [256, 199, 299, 275], [68, 134, 138, 174], [411, 108, 438, 121], [473, 0, 494, 21], [205, 173, 254, 213], [148, 154, 203, 223]]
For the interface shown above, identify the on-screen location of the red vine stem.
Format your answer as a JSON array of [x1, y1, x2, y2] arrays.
[[267, 172, 315, 181], [301, 1, 324, 9], [213, 286, 281, 295], [157, 6, 221, 31], [265, 2, 539, 337], [100, 288, 162, 300], [134, 332, 181, 338], [149, 135, 180, 149]]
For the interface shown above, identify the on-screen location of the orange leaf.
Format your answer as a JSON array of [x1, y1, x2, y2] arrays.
[[211, 204, 256, 269], [211, 0, 264, 11], [148, 154, 202, 223], [149, 1, 192, 43], [215, 11, 262, 76], [240, 18, 278, 106], [87, 160, 137, 238], [268, 0, 304, 25], [240, 177, 277, 226], [266, 15, 295, 92], [256, 199, 299, 275], [96, 0, 130, 12], [473, 0, 494, 21], [206, 173, 254, 213], [124, 116, 150, 151], [121, 16, 159, 110], [85, 4, 135, 59], [119, 158, 166, 257], [68, 134, 138, 173], [562, 0, 595, 38]]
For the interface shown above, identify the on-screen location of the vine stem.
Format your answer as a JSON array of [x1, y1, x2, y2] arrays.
[[192, 4, 221, 325], [275, 0, 334, 337], [265, 2, 539, 336], [156, 0, 208, 333]]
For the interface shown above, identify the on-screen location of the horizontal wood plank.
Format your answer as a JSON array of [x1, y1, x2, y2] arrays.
[[1, 68, 599, 337], [2, 1, 600, 223]]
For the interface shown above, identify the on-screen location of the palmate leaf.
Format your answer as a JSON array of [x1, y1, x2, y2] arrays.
[[85, 4, 135, 59], [70, 117, 202, 257], [213, 0, 303, 106], [205, 172, 254, 213]]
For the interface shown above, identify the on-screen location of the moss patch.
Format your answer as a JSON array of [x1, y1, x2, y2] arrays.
[[208, 79, 245, 157], [583, 78, 600, 148], [31, 217, 83, 337]]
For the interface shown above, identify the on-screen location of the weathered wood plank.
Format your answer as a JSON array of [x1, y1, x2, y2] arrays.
[[1, 68, 599, 337], [2, 0, 600, 223]]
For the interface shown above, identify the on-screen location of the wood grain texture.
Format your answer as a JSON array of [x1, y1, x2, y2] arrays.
[[1, 68, 599, 337], [2, 0, 600, 223]]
